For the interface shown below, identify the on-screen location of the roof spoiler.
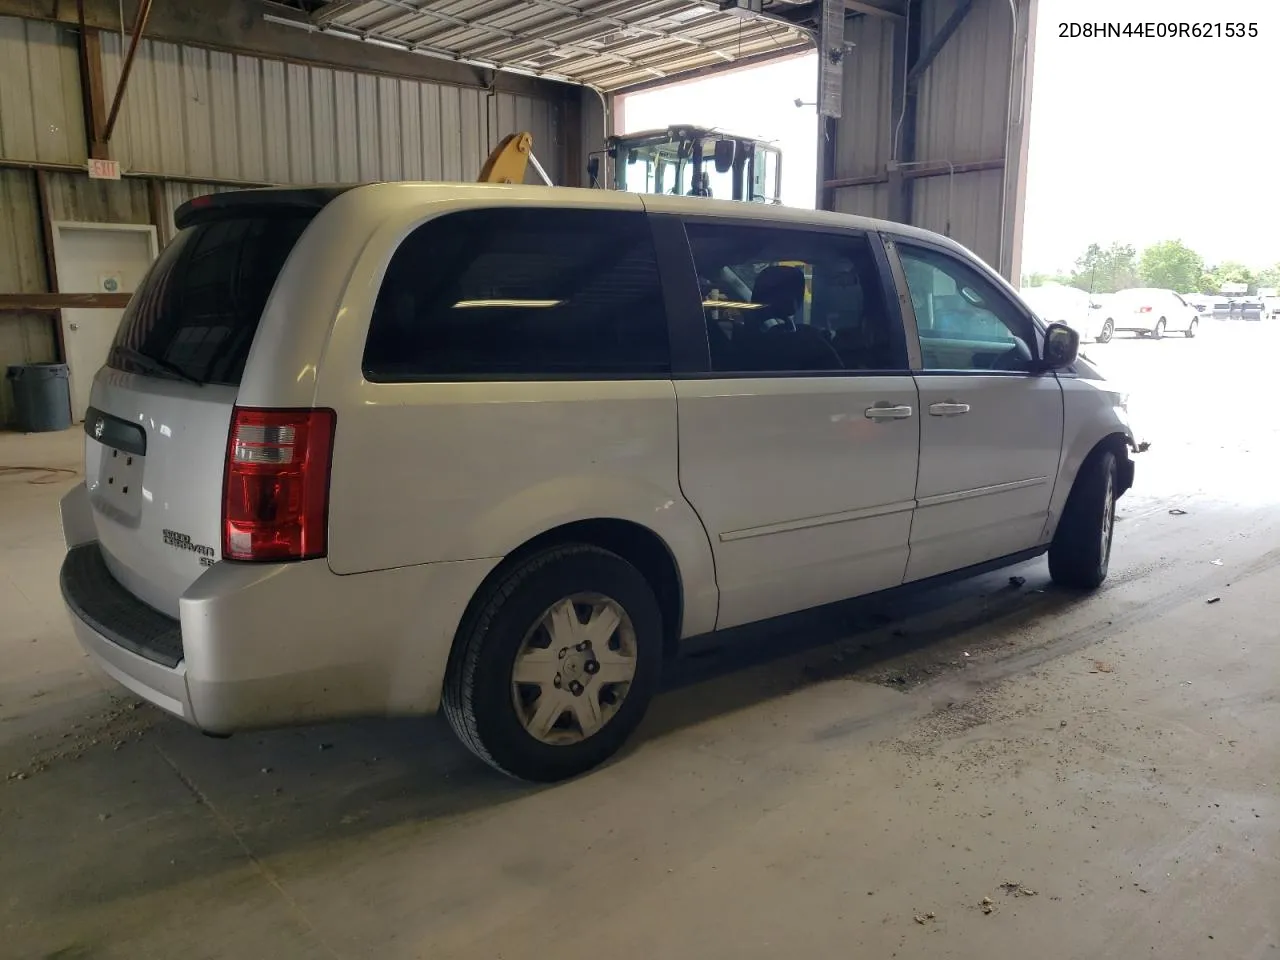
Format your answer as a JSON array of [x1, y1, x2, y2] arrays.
[[174, 187, 354, 229]]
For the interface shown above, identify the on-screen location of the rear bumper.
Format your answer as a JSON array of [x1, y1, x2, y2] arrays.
[[59, 483, 499, 734]]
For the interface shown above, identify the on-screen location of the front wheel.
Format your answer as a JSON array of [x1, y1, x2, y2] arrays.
[[442, 544, 663, 782], [1184, 318, 1198, 338], [1152, 318, 1166, 339], [1049, 450, 1117, 590], [1097, 318, 1114, 343]]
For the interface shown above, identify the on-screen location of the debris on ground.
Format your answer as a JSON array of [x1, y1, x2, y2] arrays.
[[1091, 660, 1115, 674], [980, 897, 994, 914], [1207, 597, 1222, 604], [1008, 576, 1026, 587], [319, 742, 334, 752], [1169, 508, 1188, 516], [1210, 559, 1223, 566], [999, 881, 1038, 897], [914, 911, 936, 924]]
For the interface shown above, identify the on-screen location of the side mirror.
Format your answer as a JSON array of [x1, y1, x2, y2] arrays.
[[1042, 322, 1080, 369], [713, 139, 736, 173]]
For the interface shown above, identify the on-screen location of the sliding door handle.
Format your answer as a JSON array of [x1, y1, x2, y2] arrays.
[[929, 401, 971, 417], [865, 404, 914, 421]]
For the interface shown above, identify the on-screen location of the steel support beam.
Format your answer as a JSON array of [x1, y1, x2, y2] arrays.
[[823, 157, 1004, 191], [905, 0, 974, 89], [844, 0, 905, 19], [76, 0, 109, 159]]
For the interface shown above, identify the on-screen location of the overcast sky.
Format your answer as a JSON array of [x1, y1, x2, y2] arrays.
[[620, 0, 1278, 274], [1024, 0, 1280, 273]]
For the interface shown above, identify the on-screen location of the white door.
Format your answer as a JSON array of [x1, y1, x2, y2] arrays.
[[673, 221, 920, 630], [894, 240, 1065, 582], [53, 223, 158, 421]]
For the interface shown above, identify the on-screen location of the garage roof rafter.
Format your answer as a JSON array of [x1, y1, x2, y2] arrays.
[[284, 0, 815, 91]]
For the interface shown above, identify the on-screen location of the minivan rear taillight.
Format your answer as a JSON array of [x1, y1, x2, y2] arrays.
[[222, 407, 336, 562], [1138, 305, 1152, 313]]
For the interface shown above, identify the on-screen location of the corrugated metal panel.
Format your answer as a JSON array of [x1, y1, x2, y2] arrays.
[[99, 32, 564, 186], [312, 0, 812, 92], [0, 313, 57, 426], [0, 168, 46, 294], [43, 171, 151, 225], [0, 16, 86, 165], [833, 14, 897, 184], [833, 182, 891, 221], [912, 167, 1005, 265], [916, 0, 1013, 165], [912, 0, 1027, 275], [0, 167, 57, 427]]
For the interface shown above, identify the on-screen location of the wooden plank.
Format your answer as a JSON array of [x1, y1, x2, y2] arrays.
[[78, 5, 109, 157], [147, 176, 166, 245], [33, 169, 68, 362], [0, 293, 133, 311]]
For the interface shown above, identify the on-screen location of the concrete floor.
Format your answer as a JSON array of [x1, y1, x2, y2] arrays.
[[2, 322, 1277, 960]]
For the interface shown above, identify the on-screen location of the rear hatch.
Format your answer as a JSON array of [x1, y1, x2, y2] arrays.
[[84, 189, 344, 618]]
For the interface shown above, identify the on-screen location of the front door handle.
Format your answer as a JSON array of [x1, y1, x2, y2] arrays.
[[865, 404, 914, 421], [929, 401, 971, 417]]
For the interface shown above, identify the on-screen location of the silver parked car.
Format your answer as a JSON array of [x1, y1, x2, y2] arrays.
[[60, 185, 1140, 781]]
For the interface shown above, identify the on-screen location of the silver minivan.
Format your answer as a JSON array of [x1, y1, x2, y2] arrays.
[[60, 184, 1138, 781]]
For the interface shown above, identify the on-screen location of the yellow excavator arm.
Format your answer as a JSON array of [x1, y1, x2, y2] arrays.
[[477, 131, 553, 186]]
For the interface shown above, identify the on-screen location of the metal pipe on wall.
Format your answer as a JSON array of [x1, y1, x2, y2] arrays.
[[997, 0, 1019, 275]]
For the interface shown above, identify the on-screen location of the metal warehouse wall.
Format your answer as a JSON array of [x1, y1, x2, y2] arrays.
[[0, 10, 575, 425], [0, 17, 85, 165], [827, 0, 1035, 280], [98, 31, 565, 186], [827, 14, 897, 222], [0, 168, 55, 426]]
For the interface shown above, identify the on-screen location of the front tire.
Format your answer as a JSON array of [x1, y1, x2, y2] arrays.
[[443, 544, 663, 782], [1049, 450, 1118, 590], [1184, 318, 1198, 338], [1097, 318, 1114, 343]]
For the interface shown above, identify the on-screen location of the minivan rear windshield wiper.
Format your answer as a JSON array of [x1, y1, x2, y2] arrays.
[[111, 345, 203, 386]]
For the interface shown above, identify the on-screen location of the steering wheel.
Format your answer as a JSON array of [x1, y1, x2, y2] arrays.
[[989, 338, 1033, 371]]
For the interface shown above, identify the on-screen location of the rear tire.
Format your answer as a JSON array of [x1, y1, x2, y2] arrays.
[[1152, 318, 1166, 339], [1184, 318, 1198, 338], [1049, 450, 1118, 590], [442, 544, 663, 782]]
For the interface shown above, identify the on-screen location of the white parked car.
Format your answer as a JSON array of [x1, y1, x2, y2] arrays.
[[1106, 287, 1200, 339], [59, 185, 1139, 781], [1018, 284, 1112, 343]]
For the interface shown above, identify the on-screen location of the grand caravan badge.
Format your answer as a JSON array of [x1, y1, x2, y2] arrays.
[[162, 529, 217, 568]]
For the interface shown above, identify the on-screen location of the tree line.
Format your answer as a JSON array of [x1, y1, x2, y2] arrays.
[[1023, 240, 1280, 295]]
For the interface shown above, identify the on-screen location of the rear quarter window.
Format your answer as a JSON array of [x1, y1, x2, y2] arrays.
[[110, 215, 313, 385], [362, 207, 670, 380]]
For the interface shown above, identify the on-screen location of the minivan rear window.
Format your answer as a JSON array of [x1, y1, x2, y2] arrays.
[[109, 215, 313, 385]]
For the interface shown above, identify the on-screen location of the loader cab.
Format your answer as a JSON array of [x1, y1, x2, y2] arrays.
[[608, 126, 782, 203]]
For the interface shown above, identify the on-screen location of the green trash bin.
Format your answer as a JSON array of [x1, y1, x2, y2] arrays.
[[6, 363, 72, 432]]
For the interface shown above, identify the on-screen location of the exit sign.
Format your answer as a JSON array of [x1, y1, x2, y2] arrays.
[[87, 158, 121, 180]]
